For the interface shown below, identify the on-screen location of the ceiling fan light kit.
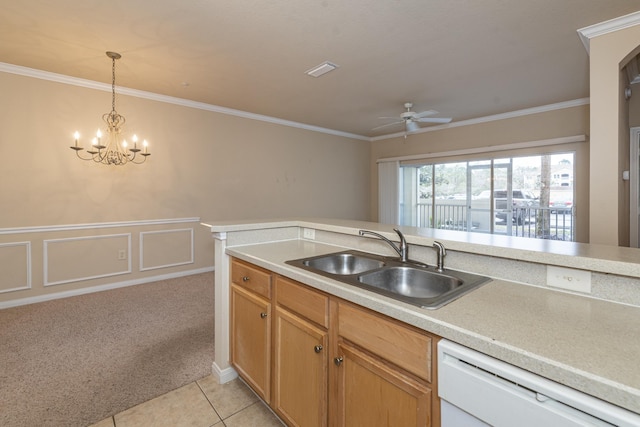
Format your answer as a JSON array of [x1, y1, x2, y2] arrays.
[[406, 120, 420, 132]]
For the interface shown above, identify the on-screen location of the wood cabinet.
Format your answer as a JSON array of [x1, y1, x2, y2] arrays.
[[230, 257, 440, 427], [230, 259, 272, 403], [274, 276, 329, 427], [332, 300, 438, 427], [334, 341, 431, 426]]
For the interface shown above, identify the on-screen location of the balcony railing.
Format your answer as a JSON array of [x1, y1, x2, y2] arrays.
[[410, 203, 574, 241], [508, 206, 574, 241]]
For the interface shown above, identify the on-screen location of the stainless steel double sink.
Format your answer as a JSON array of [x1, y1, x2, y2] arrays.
[[286, 250, 491, 309]]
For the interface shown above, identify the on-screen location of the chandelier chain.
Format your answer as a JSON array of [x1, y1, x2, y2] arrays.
[[111, 55, 116, 113]]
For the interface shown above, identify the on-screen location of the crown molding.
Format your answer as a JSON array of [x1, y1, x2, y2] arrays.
[[370, 98, 590, 142], [0, 62, 369, 141], [0, 61, 592, 143], [577, 10, 640, 54]]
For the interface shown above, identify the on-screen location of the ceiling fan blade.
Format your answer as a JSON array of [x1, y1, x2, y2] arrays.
[[413, 109, 438, 119], [372, 121, 404, 131], [414, 117, 452, 124], [406, 121, 420, 132]]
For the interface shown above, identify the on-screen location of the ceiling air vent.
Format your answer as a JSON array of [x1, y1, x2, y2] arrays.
[[305, 61, 339, 78]]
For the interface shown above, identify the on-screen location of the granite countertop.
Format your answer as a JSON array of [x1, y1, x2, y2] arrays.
[[224, 237, 640, 415]]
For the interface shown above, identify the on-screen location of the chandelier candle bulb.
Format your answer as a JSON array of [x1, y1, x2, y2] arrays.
[[70, 131, 84, 151], [130, 134, 141, 152], [94, 129, 104, 149]]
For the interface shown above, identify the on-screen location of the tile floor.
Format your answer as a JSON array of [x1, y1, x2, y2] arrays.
[[89, 375, 284, 427]]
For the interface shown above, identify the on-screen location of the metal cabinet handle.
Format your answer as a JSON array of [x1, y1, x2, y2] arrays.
[[242, 276, 250, 282], [334, 356, 344, 366], [260, 312, 267, 319], [314, 345, 323, 353]]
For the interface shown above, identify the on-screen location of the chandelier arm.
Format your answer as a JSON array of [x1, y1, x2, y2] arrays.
[[93, 148, 109, 164], [72, 148, 95, 161], [128, 151, 150, 164]]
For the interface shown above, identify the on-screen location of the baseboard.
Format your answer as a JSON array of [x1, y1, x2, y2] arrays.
[[212, 362, 238, 384], [0, 267, 215, 310]]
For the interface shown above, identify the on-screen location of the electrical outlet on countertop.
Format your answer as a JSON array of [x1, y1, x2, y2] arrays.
[[547, 265, 591, 293], [303, 228, 315, 239]]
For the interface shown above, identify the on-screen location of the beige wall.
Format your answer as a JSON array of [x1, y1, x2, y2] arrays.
[[589, 24, 640, 245], [1, 72, 371, 226], [370, 105, 590, 242], [0, 71, 370, 305]]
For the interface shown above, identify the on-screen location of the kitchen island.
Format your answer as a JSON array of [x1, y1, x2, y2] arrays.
[[203, 218, 640, 417]]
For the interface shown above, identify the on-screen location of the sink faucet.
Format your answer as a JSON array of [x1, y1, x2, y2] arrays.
[[433, 241, 446, 272], [359, 228, 408, 262]]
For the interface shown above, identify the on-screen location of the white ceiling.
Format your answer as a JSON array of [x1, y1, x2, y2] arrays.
[[1, 1, 639, 138]]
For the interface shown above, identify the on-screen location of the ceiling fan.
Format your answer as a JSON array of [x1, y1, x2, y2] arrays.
[[373, 102, 452, 133]]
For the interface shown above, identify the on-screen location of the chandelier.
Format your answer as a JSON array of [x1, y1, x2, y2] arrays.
[[70, 51, 150, 165]]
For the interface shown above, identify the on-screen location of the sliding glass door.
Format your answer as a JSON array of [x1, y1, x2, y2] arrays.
[[397, 153, 575, 241]]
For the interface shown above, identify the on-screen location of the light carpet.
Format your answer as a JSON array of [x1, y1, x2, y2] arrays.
[[0, 272, 214, 427]]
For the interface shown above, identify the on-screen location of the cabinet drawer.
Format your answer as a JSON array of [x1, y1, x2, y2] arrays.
[[338, 301, 432, 382], [276, 276, 329, 328], [231, 258, 271, 299]]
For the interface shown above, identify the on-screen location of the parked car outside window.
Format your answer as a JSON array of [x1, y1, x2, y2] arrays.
[[549, 197, 573, 213], [495, 190, 538, 224], [476, 189, 538, 224]]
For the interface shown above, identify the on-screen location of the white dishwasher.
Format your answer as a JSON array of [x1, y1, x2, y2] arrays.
[[438, 340, 640, 427]]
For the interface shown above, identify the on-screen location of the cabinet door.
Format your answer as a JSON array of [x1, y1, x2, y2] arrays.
[[274, 307, 328, 427], [231, 283, 271, 402], [334, 341, 432, 427]]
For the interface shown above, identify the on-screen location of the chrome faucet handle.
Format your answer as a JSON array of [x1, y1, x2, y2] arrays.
[[392, 228, 408, 261], [433, 241, 446, 272]]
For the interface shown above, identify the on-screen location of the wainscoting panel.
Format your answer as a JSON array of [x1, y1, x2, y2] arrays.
[[0, 242, 31, 293], [140, 228, 194, 271], [0, 218, 211, 308], [44, 234, 132, 286]]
